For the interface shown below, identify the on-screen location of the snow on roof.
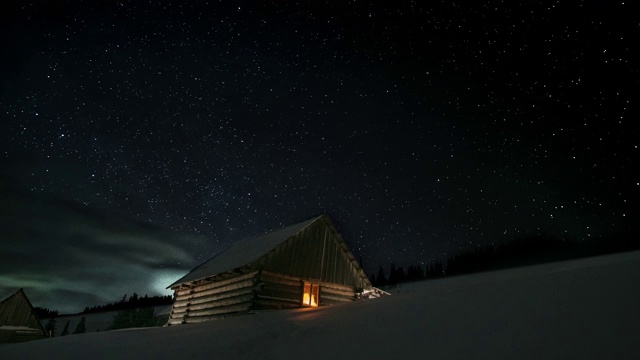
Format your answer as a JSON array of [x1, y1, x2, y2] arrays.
[[0, 325, 41, 331], [168, 215, 323, 288]]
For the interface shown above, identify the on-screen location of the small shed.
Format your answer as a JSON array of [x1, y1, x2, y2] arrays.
[[0, 289, 47, 343], [167, 214, 372, 325]]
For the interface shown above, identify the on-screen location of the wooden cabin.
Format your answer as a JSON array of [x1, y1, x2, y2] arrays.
[[167, 214, 372, 325], [0, 289, 47, 343]]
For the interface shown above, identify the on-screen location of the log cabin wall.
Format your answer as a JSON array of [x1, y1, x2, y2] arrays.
[[168, 271, 259, 325], [253, 271, 356, 309], [253, 271, 306, 310], [318, 281, 357, 305]]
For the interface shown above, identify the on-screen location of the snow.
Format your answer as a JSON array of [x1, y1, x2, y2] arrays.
[[0, 326, 39, 331], [40, 305, 169, 336], [3, 250, 640, 359], [169, 216, 321, 287]]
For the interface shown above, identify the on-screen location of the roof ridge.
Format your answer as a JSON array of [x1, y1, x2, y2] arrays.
[[167, 215, 324, 288]]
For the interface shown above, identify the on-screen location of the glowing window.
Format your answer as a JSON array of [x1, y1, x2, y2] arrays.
[[302, 282, 319, 307]]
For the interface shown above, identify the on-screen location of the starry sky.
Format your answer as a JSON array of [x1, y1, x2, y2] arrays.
[[1, 1, 638, 312]]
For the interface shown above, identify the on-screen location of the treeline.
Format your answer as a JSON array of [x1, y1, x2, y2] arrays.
[[34, 307, 59, 319], [370, 261, 445, 287], [36, 293, 173, 317], [107, 307, 159, 330], [44, 316, 86, 337], [82, 293, 173, 314], [446, 233, 640, 276], [39, 293, 171, 337], [370, 232, 640, 286], [42, 308, 162, 337]]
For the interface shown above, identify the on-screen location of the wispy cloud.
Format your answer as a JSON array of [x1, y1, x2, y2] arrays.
[[0, 189, 208, 313]]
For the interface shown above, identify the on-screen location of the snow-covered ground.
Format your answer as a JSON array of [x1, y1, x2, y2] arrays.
[[3, 250, 639, 359], [40, 305, 171, 336]]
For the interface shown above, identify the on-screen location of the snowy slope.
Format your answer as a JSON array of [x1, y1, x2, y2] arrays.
[[40, 305, 170, 336], [3, 250, 639, 359]]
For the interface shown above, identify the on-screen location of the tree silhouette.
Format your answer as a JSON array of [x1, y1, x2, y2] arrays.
[[44, 317, 56, 337], [108, 308, 156, 330], [82, 294, 173, 314], [396, 266, 406, 283], [375, 266, 387, 287], [128, 293, 139, 303], [434, 262, 444, 277], [387, 263, 398, 285], [406, 265, 424, 281], [368, 272, 377, 286], [34, 307, 59, 319], [60, 320, 70, 336], [73, 317, 86, 334]]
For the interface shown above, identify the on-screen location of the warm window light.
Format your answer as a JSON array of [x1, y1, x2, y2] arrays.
[[303, 282, 319, 307]]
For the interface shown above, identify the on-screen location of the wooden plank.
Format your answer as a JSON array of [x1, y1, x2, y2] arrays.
[[320, 294, 355, 303], [260, 281, 300, 293], [188, 279, 254, 299], [321, 286, 356, 298], [260, 274, 301, 287], [187, 293, 254, 311], [255, 295, 301, 304], [301, 227, 312, 278], [188, 278, 255, 299], [170, 307, 187, 315], [254, 295, 303, 310], [254, 299, 301, 310], [171, 298, 190, 308], [328, 239, 337, 283], [175, 271, 258, 296], [259, 288, 300, 302], [319, 281, 355, 292], [188, 287, 254, 306], [187, 294, 253, 314], [167, 318, 185, 326], [169, 313, 187, 321], [261, 270, 303, 283], [283, 233, 295, 274], [186, 302, 251, 318], [175, 271, 257, 296]]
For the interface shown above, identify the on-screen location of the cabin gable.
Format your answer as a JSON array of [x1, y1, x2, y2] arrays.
[[254, 216, 368, 289], [0, 289, 47, 343]]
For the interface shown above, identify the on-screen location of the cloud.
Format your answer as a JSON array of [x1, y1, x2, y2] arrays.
[[0, 188, 208, 313]]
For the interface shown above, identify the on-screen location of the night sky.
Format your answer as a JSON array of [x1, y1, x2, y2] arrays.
[[1, 1, 638, 312]]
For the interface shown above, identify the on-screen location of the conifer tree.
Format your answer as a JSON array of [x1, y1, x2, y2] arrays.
[[44, 317, 57, 337], [368, 273, 377, 286], [73, 317, 86, 334], [61, 320, 70, 336], [396, 266, 406, 283], [375, 266, 387, 287], [388, 263, 397, 285], [108, 307, 156, 330]]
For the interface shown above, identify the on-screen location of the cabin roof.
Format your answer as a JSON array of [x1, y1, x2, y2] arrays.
[[0, 288, 46, 334], [168, 215, 324, 288]]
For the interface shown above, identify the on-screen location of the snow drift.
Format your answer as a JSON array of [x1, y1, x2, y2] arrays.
[[3, 250, 639, 359]]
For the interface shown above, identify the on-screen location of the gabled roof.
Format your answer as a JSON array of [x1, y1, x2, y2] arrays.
[[168, 215, 324, 288], [0, 289, 46, 333]]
